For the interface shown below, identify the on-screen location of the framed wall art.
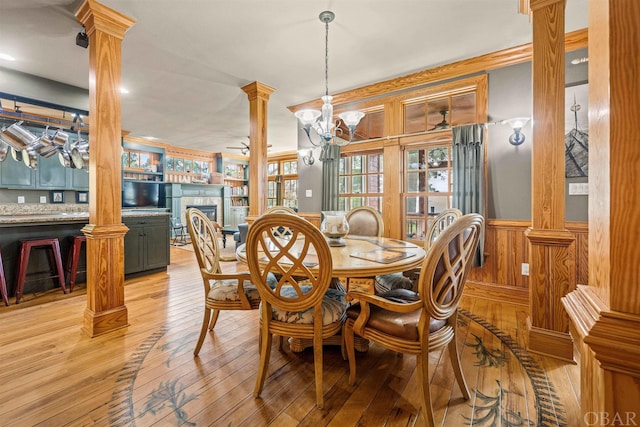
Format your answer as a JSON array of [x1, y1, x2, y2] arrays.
[[50, 191, 64, 204], [76, 191, 89, 204], [565, 82, 589, 177]]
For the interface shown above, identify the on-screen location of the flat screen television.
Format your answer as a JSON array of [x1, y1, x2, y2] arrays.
[[122, 181, 165, 208]]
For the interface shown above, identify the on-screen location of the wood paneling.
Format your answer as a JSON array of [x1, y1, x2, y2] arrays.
[[467, 220, 588, 298]]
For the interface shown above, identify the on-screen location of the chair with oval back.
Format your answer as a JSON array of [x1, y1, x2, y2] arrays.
[[344, 214, 484, 426], [424, 208, 463, 250], [246, 213, 348, 409], [263, 205, 297, 238], [345, 206, 384, 237], [376, 208, 463, 292], [186, 207, 260, 356]]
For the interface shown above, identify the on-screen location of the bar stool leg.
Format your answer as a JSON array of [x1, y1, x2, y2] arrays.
[[67, 238, 85, 292], [52, 240, 67, 295], [0, 248, 8, 306], [15, 242, 31, 304]]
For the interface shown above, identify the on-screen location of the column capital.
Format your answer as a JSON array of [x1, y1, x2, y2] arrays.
[[241, 81, 275, 101], [76, 0, 136, 39], [530, 0, 566, 12]]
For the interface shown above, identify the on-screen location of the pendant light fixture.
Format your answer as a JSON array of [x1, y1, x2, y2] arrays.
[[294, 11, 364, 158]]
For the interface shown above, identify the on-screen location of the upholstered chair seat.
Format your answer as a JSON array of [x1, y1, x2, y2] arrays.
[[264, 287, 347, 325], [208, 273, 277, 304], [346, 290, 446, 340]]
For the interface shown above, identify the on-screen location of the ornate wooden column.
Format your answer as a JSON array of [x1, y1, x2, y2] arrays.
[[241, 81, 275, 217], [76, 0, 135, 337], [563, 0, 640, 419], [525, 0, 575, 361]]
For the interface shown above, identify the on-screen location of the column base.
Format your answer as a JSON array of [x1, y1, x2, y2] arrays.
[[82, 305, 129, 337], [527, 320, 575, 363]]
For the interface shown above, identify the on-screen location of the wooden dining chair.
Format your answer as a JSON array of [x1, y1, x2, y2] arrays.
[[186, 207, 260, 356], [246, 213, 348, 409], [344, 214, 484, 426], [345, 206, 383, 237], [425, 208, 463, 250], [262, 205, 297, 238], [377, 208, 464, 292], [263, 205, 297, 215]]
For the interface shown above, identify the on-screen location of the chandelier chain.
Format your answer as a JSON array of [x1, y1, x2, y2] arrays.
[[324, 18, 329, 98]]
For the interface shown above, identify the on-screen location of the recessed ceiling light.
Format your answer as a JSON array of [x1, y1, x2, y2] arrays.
[[571, 57, 588, 65], [120, 87, 129, 94], [142, 136, 158, 140], [0, 53, 16, 61]]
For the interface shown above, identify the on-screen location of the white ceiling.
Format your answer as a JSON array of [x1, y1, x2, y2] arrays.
[[0, 0, 589, 155]]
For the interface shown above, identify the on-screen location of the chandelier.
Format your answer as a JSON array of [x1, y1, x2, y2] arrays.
[[295, 11, 364, 154]]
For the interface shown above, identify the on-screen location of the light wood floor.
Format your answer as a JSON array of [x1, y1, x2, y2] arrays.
[[0, 247, 581, 426]]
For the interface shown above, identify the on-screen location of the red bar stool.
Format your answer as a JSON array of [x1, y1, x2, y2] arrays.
[[0, 246, 9, 306], [15, 238, 67, 304], [65, 235, 86, 292]]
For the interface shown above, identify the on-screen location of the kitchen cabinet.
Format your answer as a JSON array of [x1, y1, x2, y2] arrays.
[[37, 155, 68, 189], [123, 215, 170, 275], [69, 167, 89, 190], [0, 157, 35, 188]]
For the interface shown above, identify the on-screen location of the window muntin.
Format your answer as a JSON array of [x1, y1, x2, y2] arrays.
[[338, 151, 383, 212], [267, 157, 298, 209], [403, 145, 453, 241]]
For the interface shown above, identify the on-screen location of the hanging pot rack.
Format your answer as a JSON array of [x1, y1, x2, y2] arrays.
[[0, 92, 90, 169]]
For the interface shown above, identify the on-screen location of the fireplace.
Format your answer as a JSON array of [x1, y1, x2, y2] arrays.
[[186, 205, 217, 223]]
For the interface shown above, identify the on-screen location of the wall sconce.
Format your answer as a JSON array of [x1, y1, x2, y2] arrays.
[[300, 149, 315, 166], [504, 117, 530, 145]]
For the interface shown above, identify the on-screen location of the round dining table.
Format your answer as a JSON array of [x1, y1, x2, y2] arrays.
[[236, 234, 426, 279], [236, 234, 426, 352]]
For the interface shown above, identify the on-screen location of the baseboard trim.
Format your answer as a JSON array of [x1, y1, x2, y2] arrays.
[[465, 281, 529, 306]]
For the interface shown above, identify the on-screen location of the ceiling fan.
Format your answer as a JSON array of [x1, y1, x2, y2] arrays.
[[225, 139, 272, 155]]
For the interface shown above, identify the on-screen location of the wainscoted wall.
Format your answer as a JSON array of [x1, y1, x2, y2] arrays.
[[465, 219, 588, 305]]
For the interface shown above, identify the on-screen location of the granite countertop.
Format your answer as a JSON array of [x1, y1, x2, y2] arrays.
[[0, 209, 170, 224]]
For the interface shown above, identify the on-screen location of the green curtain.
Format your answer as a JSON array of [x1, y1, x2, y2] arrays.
[[452, 124, 485, 266], [321, 144, 340, 211]]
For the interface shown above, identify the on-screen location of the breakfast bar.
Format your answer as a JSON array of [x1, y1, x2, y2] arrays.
[[0, 210, 170, 300]]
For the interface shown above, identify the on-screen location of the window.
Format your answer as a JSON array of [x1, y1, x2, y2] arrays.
[[404, 144, 453, 241], [267, 157, 298, 209], [400, 83, 479, 243], [338, 151, 383, 212]]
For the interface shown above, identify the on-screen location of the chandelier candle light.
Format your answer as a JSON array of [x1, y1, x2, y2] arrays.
[[295, 11, 364, 157]]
